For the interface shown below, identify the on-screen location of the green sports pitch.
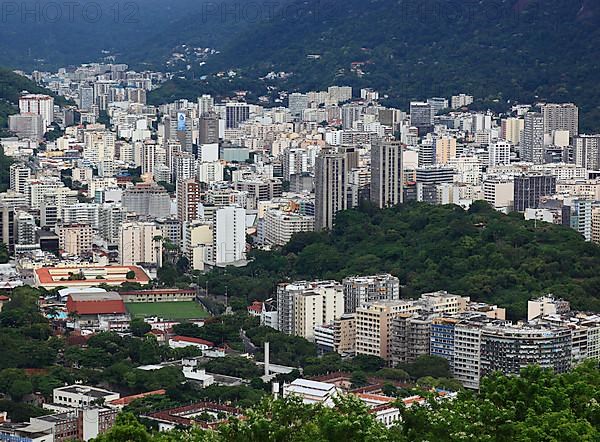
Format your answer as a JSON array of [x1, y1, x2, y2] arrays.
[[125, 301, 210, 320]]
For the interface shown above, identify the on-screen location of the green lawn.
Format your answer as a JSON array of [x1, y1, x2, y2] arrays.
[[125, 301, 209, 320]]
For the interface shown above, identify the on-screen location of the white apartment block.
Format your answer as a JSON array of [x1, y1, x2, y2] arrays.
[[488, 140, 511, 166], [263, 209, 314, 247], [453, 322, 483, 390], [212, 206, 246, 266], [19, 94, 54, 128], [277, 280, 344, 339], [294, 284, 344, 341]]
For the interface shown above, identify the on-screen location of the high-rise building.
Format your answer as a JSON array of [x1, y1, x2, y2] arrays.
[[434, 136, 456, 165], [98, 203, 124, 245], [19, 94, 54, 127], [172, 151, 196, 182], [513, 174, 557, 212], [14, 210, 36, 246], [500, 117, 524, 145], [263, 209, 315, 247], [342, 274, 400, 313], [9, 163, 31, 195], [288, 93, 309, 118], [541, 103, 579, 137], [212, 206, 246, 266], [225, 102, 250, 129], [122, 184, 171, 218], [480, 324, 572, 378], [488, 140, 512, 166], [198, 161, 224, 184], [521, 112, 545, 164], [57, 224, 93, 257], [391, 314, 432, 365], [328, 86, 352, 103], [293, 284, 344, 341], [176, 178, 201, 223], [199, 112, 219, 144], [315, 149, 349, 231], [355, 300, 420, 359], [370, 140, 404, 208], [427, 97, 449, 115], [8, 114, 44, 140], [483, 178, 515, 209], [198, 94, 214, 115], [409, 102, 433, 132], [276, 280, 344, 340], [573, 135, 600, 170], [80, 86, 95, 111], [451, 94, 473, 109], [119, 222, 162, 267]]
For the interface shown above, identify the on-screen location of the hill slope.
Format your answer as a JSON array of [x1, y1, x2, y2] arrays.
[[192, 0, 600, 130], [198, 202, 600, 318], [0, 68, 66, 129]]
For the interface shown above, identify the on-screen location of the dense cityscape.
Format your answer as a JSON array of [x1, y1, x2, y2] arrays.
[[1, 3, 600, 440]]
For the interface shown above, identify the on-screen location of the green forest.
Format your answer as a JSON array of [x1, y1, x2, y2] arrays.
[[149, 0, 600, 132], [95, 360, 600, 441], [197, 201, 600, 319]]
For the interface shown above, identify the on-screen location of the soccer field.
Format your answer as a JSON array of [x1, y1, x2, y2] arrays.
[[125, 301, 210, 320]]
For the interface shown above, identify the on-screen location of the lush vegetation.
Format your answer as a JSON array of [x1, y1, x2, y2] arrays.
[[0, 68, 68, 128], [94, 360, 600, 441], [197, 202, 600, 319]]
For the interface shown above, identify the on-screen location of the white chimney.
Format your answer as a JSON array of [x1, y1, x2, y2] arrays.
[[264, 341, 270, 376]]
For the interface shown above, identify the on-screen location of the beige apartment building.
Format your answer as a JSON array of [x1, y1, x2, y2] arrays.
[[119, 222, 162, 267], [333, 313, 356, 355], [57, 224, 93, 257], [355, 300, 420, 359]]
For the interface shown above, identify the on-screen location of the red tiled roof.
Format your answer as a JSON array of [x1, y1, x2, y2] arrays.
[[110, 390, 166, 406], [247, 301, 262, 313], [171, 335, 214, 347], [0, 295, 10, 301], [66, 297, 127, 315]]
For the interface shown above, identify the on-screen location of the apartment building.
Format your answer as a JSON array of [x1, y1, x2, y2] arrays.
[[263, 209, 314, 247], [355, 300, 420, 359], [342, 274, 400, 313], [57, 224, 93, 257], [276, 280, 344, 340]]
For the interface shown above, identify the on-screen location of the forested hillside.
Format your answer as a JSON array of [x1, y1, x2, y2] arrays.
[[95, 360, 600, 441], [198, 202, 600, 318], [173, 0, 600, 131], [0, 68, 67, 130]]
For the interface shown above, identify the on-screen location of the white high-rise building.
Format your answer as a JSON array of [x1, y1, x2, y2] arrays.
[[263, 209, 314, 247], [276, 280, 344, 340], [83, 130, 116, 165], [19, 94, 54, 127], [488, 141, 512, 166], [198, 161, 224, 184], [198, 94, 214, 115], [9, 163, 31, 195], [212, 206, 246, 266]]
